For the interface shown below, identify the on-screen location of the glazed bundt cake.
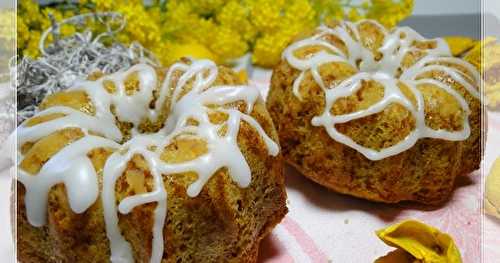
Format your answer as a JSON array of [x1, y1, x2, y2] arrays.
[[267, 20, 482, 205], [16, 58, 287, 262]]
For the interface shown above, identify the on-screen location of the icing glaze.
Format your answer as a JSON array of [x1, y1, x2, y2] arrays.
[[17, 59, 279, 263], [282, 20, 480, 160]]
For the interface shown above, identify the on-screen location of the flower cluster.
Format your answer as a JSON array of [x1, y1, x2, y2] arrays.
[[475, 38, 500, 111], [17, 0, 88, 58], [0, 9, 15, 80], [361, 0, 414, 28], [17, 0, 414, 67], [457, 37, 500, 112]]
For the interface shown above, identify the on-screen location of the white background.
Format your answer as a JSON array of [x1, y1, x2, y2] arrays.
[[413, 0, 480, 15]]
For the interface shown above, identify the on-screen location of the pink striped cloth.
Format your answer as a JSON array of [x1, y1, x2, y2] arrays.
[[251, 69, 500, 263]]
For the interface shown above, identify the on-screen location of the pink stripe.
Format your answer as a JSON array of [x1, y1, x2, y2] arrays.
[[260, 234, 295, 263], [281, 217, 330, 263]]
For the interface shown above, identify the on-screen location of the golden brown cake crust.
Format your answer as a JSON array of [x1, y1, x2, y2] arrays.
[[266, 21, 482, 205], [17, 62, 287, 262]]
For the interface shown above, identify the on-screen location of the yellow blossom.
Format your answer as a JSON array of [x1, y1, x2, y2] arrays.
[[17, 16, 29, 52], [0, 10, 15, 37], [188, 19, 218, 46], [252, 32, 290, 67], [25, 31, 42, 58], [251, 0, 316, 67], [21, 0, 43, 26], [17, 0, 47, 58], [485, 157, 500, 218], [209, 26, 248, 61], [17, 0, 415, 67], [0, 10, 15, 61], [250, 0, 286, 34], [311, 0, 344, 21], [364, 0, 414, 28], [162, 1, 199, 37], [471, 37, 500, 110], [282, 0, 316, 34], [348, 8, 362, 22], [115, 2, 162, 47], [41, 8, 64, 29], [93, 0, 115, 11], [60, 24, 76, 38], [186, 0, 228, 15], [217, 1, 255, 42]]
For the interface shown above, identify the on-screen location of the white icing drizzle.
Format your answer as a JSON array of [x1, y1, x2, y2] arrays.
[[282, 20, 480, 161], [16, 59, 279, 263], [19, 136, 120, 227]]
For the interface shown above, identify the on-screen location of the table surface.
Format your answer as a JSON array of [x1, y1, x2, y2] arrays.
[[2, 96, 498, 262], [3, 4, 500, 262], [247, 70, 499, 263]]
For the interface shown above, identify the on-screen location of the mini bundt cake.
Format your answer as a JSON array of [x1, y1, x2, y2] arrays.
[[16, 58, 287, 262], [267, 20, 482, 205]]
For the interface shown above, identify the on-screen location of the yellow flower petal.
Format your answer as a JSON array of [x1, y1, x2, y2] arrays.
[[444, 36, 477, 57], [486, 157, 500, 219], [464, 37, 497, 70], [169, 42, 219, 64], [236, 70, 248, 83], [348, 8, 363, 22], [375, 220, 462, 263], [467, 37, 500, 109], [375, 248, 417, 263], [483, 38, 500, 69]]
